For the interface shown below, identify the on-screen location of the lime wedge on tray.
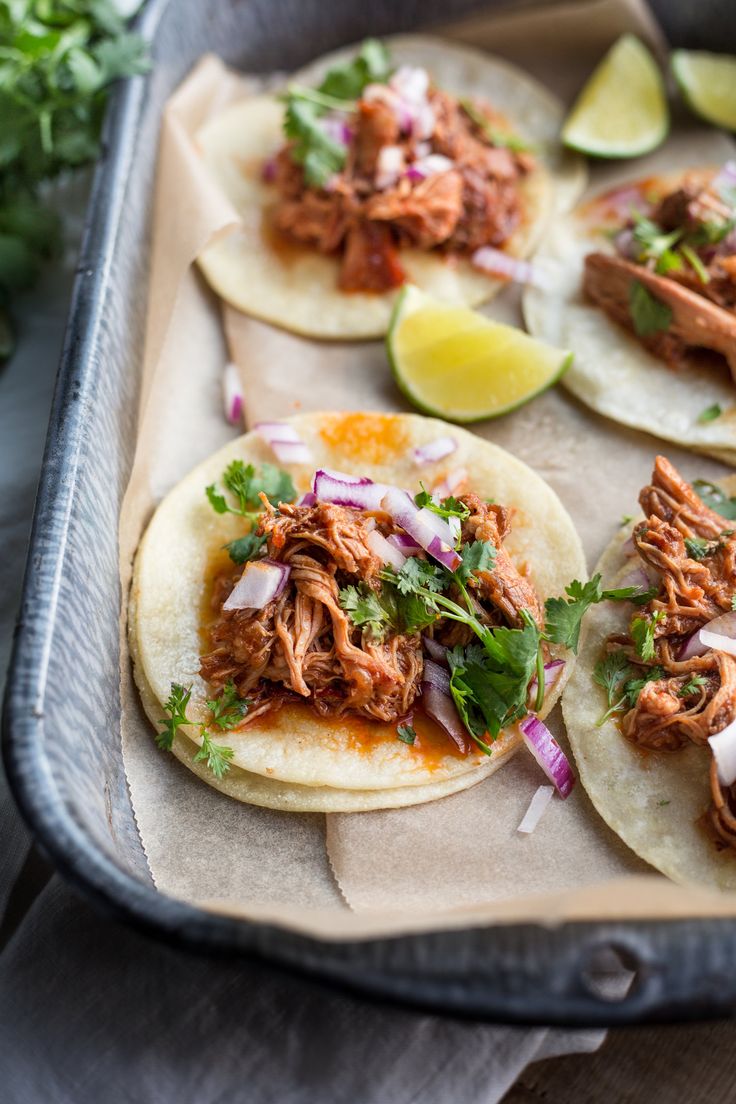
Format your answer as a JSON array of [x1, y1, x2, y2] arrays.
[[387, 286, 571, 423], [562, 34, 668, 158], [672, 50, 736, 131]]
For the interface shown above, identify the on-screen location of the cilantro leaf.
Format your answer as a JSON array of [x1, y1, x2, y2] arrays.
[[206, 681, 250, 730], [622, 665, 666, 707], [455, 540, 496, 585], [414, 486, 470, 522], [685, 536, 712, 561], [339, 584, 392, 639], [459, 98, 532, 152], [391, 557, 447, 596], [206, 461, 296, 518], [693, 480, 736, 520], [224, 531, 267, 565], [628, 280, 672, 338], [544, 577, 602, 652], [630, 610, 665, 661], [194, 733, 234, 780], [396, 723, 416, 745], [698, 403, 723, 424], [631, 212, 682, 262], [593, 650, 632, 725], [157, 683, 193, 751], [680, 243, 710, 284], [680, 675, 707, 698], [320, 38, 391, 100]]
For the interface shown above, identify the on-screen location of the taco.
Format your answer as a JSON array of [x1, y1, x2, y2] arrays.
[[524, 163, 736, 465], [563, 456, 736, 889], [129, 411, 594, 813], [196, 35, 584, 339]]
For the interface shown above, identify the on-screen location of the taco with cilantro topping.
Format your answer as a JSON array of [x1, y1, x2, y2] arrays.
[[195, 35, 584, 339], [129, 411, 602, 813], [563, 456, 736, 889], [524, 164, 736, 465]]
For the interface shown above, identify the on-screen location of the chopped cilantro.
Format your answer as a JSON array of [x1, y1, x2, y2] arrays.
[[657, 799, 671, 806], [206, 461, 296, 520], [630, 610, 665, 661], [685, 536, 712, 561], [593, 650, 633, 725], [455, 540, 497, 585], [283, 39, 391, 186], [158, 682, 235, 778], [459, 98, 532, 152], [698, 403, 723, 424], [621, 515, 634, 526], [206, 681, 250, 730], [679, 675, 707, 698], [543, 574, 652, 654], [654, 249, 683, 276], [628, 280, 672, 338], [631, 212, 682, 263], [622, 666, 666, 706], [414, 486, 470, 522], [680, 243, 710, 284], [693, 479, 736, 520], [392, 557, 447, 596], [224, 531, 267, 564], [397, 723, 417, 745], [339, 584, 391, 639]]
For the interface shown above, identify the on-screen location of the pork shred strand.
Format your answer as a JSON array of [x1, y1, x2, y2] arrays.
[[199, 496, 543, 730]]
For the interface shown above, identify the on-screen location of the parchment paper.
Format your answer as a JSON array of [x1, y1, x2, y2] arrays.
[[120, 0, 736, 932]]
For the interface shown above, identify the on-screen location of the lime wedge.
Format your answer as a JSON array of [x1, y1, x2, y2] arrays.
[[387, 286, 571, 423], [562, 34, 668, 158], [672, 50, 736, 131]]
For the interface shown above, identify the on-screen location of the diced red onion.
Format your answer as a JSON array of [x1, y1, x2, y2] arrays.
[[602, 184, 651, 218], [296, 491, 317, 507], [223, 559, 290, 611], [222, 362, 243, 426], [387, 532, 421, 555], [529, 659, 566, 698], [376, 144, 405, 190], [320, 113, 353, 146], [408, 153, 453, 180], [519, 715, 575, 798], [313, 469, 391, 510], [404, 166, 424, 183], [412, 436, 457, 466], [389, 65, 430, 105], [414, 141, 431, 159], [422, 636, 448, 665], [362, 83, 414, 133], [709, 718, 736, 786], [622, 533, 637, 557], [261, 157, 277, 183], [679, 611, 736, 660], [700, 629, 736, 657], [517, 785, 555, 834], [432, 467, 467, 500], [421, 661, 468, 752], [413, 103, 436, 140], [255, 422, 313, 464], [367, 528, 406, 569], [613, 227, 637, 260], [472, 246, 550, 289], [712, 161, 736, 201], [382, 487, 460, 571]]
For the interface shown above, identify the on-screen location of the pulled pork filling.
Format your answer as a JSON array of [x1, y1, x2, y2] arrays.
[[269, 85, 534, 293], [583, 173, 736, 378], [199, 494, 542, 742], [597, 456, 736, 850]]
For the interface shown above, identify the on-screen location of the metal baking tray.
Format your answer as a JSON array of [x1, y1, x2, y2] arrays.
[[5, 0, 736, 1026]]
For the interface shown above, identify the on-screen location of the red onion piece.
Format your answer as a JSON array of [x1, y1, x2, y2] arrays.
[[412, 436, 457, 466], [613, 227, 638, 260], [519, 715, 575, 798], [389, 65, 430, 104], [404, 166, 425, 183], [517, 785, 555, 834], [320, 113, 352, 146], [382, 488, 461, 571], [709, 718, 736, 786], [413, 103, 436, 140], [679, 611, 736, 660], [387, 532, 422, 555], [296, 491, 317, 507], [433, 466, 467, 500], [261, 157, 277, 183], [421, 661, 468, 753], [602, 184, 651, 218], [422, 636, 448, 665], [472, 246, 550, 289], [367, 528, 406, 569], [376, 144, 404, 190], [700, 629, 736, 657], [621, 533, 637, 557], [712, 161, 736, 200], [223, 559, 290, 611], [222, 363, 243, 426], [313, 469, 391, 510], [255, 422, 313, 465], [529, 659, 566, 698], [409, 153, 453, 180]]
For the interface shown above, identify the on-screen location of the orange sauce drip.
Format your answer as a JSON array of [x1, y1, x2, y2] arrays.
[[260, 207, 314, 266], [319, 413, 410, 466]]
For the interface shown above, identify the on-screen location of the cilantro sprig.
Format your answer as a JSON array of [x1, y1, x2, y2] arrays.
[[592, 651, 668, 725], [0, 0, 150, 360], [543, 574, 656, 653], [206, 461, 296, 562], [158, 681, 248, 779], [628, 280, 672, 338], [693, 480, 736, 520], [459, 97, 531, 152], [282, 38, 391, 186]]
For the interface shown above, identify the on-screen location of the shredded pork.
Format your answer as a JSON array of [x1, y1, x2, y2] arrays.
[[608, 458, 736, 849], [199, 496, 542, 736], [270, 87, 533, 293]]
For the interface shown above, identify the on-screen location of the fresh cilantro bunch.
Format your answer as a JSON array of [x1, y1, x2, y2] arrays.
[[283, 37, 391, 187], [158, 681, 248, 779], [544, 573, 656, 653], [0, 0, 149, 358], [592, 651, 667, 726]]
